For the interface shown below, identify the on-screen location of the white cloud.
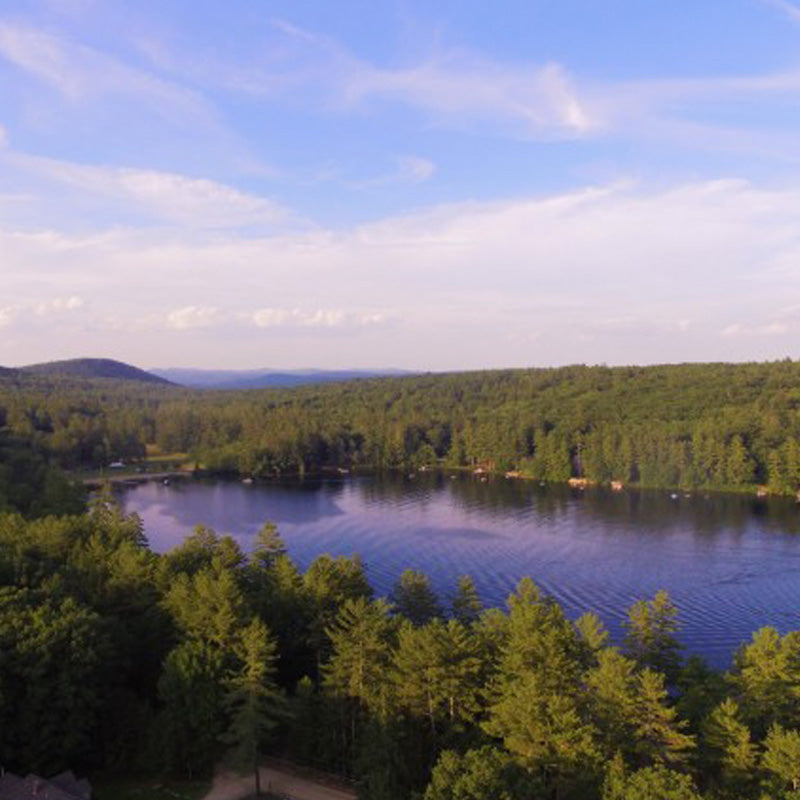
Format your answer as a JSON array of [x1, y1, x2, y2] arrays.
[[721, 320, 794, 338], [4, 178, 800, 367], [34, 295, 84, 315], [167, 306, 220, 330], [8, 153, 288, 228], [248, 308, 387, 329], [0, 307, 14, 327]]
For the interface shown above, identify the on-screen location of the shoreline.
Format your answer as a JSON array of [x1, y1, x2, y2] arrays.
[[93, 462, 800, 504]]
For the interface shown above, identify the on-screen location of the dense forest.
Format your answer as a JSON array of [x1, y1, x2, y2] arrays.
[[4, 359, 800, 495], [3, 365, 800, 799], [2, 485, 800, 799]]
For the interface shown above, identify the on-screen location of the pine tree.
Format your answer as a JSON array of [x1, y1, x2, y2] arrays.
[[702, 698, 757, 797], [424, 746, 541, 800], [324, 597, 395, 714], [624, 590, 682, 681], [632, 669, 695, 767], [451, 575, 482, 626], [391, 569, 443, 626], [249, 521, 286, 569], [602, 761, 702, 800], [157, 639, 226, 778], [223, 619, 286, 796], [575, 611, 609, 665], [731, 627, 800, 732], [762, 724, 800, 795]]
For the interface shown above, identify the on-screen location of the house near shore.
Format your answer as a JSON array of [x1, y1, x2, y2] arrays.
[[0, 770, 91, 800], [567, 477, 589, 489]]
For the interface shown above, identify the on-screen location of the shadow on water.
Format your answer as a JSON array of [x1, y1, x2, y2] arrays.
[[119, 472, 800, 668]]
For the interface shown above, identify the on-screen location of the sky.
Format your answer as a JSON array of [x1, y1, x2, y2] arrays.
[[3, 1, 800, 370]]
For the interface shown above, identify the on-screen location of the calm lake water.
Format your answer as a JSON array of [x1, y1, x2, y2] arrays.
[[118, 472, 800, 668]]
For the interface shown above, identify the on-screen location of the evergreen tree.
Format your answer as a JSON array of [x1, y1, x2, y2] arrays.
[[575, 611, 609, 665], [731, 627, 800, 732], [450, 575, 482, 626], [424, 746, 541, 800], [702, 698, 758, 797], [223, 619, 286, 796], [249, 521, 287, 570], [632, 669, 695, 767], [157, 639, 226, 778], [391, 569, 443, 626], [325, 598, 395, 710], [624, 590, 682, 681], [602, 759, 703, 800], [762, 724, 800, 795]]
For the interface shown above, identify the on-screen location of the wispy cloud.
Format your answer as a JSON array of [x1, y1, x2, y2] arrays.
[[395, 156, 435, 183], [352, 155, 436, 188], [35, 295, 84, 315], [200, 21, 596, 140], [0, 22, 207, 116], [5, 177, 800, 367], [167, 306, 220, 330], [339, 56, 594, 138], [0, 295, 85, 329], [764, 0, 800, 23], [248, 308, 388, 329], [5, 151, 290, 229]]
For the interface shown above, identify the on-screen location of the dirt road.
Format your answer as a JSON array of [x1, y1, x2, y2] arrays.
[[202, 762, 357, 800]]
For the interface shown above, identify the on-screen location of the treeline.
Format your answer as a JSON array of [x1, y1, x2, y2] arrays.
[[0, 429, 84, 516], [5, 360, 800, 493], [1, 498, 800, 799]]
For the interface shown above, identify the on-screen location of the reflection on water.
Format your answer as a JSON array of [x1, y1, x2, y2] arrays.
[[118, 472, 800, 667]]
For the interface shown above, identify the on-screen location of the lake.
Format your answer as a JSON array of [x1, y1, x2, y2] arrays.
[[117, 472, 800, 668]]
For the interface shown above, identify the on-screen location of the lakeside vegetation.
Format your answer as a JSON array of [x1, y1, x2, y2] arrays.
[[4, 359, 800, 796], [1, 484, 800, 799], [5, 359, 800, 497]]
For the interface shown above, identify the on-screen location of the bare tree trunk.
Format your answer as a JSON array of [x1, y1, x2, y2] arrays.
[[254, 760, 261, 796]]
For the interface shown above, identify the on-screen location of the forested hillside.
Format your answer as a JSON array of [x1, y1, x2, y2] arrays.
[[22, 357, 173, 384], [3, 360, 800, 494]]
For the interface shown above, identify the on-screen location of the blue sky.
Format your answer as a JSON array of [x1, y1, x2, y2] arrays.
[[3, 0, 800, 369]]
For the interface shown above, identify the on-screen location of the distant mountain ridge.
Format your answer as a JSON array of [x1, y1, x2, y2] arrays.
[[150, 367, 413, 389], [22, 358, 173, 384]]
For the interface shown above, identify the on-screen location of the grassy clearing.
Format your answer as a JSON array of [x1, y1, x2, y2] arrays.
[[92, 776, 210, 800]]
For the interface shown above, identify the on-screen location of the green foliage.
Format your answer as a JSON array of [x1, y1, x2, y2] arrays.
[[9, 359, 800, 495], [450, 575, 482, 626], [392, 619, 483, 733], [324, 598, 395, 714], [0, 588, 106, 774], [424, 747, 541, 800], [624, 590, 682, 680], [730, 627, 800, 733], [222, 619, 287, 795], [602, 759, 703, 800], [157, 639, 226, 778], [701, 698, 758, 796], [390, 569, 443, 626], [0, 490, 799, 800], [762, 724, 800, 795]]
